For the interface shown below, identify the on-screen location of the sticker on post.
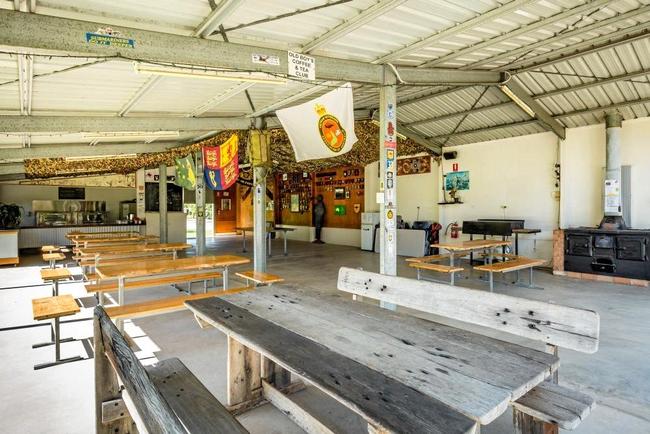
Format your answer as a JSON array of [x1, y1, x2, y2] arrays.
[[288, 51, 315, 80], [252, 54, 280, 66], [384, 140, 397, 149]]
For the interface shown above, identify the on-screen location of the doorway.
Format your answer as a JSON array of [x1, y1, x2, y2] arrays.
[[214, 184, 238, 233]]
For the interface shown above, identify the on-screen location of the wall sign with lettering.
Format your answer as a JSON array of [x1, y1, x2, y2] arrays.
[[288, 51, 315, 80]]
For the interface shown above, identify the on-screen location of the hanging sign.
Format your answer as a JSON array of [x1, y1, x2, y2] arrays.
[[397, 156, 431, 176], [288, 51, 315, 80], [252, 54, 280, 66]]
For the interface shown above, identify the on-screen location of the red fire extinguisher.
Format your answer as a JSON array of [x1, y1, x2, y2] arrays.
[[446, 222, 460, 239]]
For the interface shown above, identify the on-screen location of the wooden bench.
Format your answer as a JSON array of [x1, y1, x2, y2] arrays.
[[405, 253, 450, 263], [42, 252, 66, 268], [104, 286, 254, 320], [85, 270, 223, 298], [235, 270, 284, 286], [32, 294, 83, 369], [93, 306, 248, 434], [409, 261, 464, 285], [337, 267, 600, 434], [40, 268, 72, 296], [474, 256, 547, 291]]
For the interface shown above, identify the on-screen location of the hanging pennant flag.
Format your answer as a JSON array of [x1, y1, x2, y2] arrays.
[[174, 154, 196, 190], [203, 135, 239, 190], [276, 83, 357, 162]]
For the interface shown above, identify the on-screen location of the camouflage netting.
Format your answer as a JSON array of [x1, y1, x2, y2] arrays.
[[24, 120, 434, 178]]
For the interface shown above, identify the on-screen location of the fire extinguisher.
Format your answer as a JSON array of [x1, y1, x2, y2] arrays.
[[446, 222, 460, 239]]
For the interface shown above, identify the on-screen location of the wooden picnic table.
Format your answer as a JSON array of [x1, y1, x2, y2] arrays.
[[77, 242, 191, 261], [236, 225, 295, 256], [187, 284, 558, 432], [66, 230, 142, 239]]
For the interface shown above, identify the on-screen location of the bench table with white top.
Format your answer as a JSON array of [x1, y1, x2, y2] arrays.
[[96, 255, 249, 329], [185, 274, 586, 433]]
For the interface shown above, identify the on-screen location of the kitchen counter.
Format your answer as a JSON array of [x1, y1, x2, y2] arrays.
[[19, 223, 145, 229], [17, 224, 147, 249]]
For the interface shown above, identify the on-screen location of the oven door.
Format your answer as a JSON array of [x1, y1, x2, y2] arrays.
[[566, 234, 593, 257], [616, 236, 647, 261]]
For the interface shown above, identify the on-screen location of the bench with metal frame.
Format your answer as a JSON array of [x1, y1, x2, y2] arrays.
[[474, 256, 547, 291]]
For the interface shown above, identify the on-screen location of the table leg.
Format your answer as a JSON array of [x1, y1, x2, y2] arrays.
[[172, 250, 177, 260], [242, 229, 247, 253], [283, 232, 288, 256], [227, 336, 261, 408], [489, 248, 494, 292], [54, 280, 59, 297], [267, 233, 272, 257], [223, 267, 229, 291], [117, 277, 125, 333], [515, 232, 520, 255], [34, 316, 83, 370]]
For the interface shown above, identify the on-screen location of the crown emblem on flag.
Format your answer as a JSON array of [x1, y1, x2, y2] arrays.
[[315, 103, 346, 153]]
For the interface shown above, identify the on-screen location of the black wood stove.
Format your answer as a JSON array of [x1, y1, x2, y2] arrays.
[[564, 112, 649, 280]]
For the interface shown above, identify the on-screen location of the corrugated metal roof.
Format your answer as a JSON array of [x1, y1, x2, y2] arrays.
[[0, 0, 649, 152]]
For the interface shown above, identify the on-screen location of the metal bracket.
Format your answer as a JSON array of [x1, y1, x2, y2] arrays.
[[101, 398, 129, 424]]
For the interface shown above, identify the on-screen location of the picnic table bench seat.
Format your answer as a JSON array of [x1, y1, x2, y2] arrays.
[[409, 261, 464, 285], [513, 381, 595, 431], [145, 357, 249, 434], [473, 257, 546, 273], [84, 271, 223, 294], [405, 253, 450, 263], [94, 306, 248, 433], [235, 270, 284, 286]]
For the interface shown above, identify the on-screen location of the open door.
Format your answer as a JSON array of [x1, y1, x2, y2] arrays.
[[214, 185, 238, 234]]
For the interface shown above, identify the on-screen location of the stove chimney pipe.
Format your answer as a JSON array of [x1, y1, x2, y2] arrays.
[[600, 111, 626, 230]]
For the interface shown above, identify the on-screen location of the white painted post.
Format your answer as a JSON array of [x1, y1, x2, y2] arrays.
[[379, 65, 397, 310], [253, 166, 267, 272], [195, 150, 206, 256], [158, 163, 168, 243]]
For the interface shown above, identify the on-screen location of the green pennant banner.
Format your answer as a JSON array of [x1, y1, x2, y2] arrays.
[[174, 154, 196, 190]]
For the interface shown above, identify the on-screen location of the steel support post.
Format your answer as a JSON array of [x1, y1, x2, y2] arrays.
[[159, 163, 168, 243], [253, 166, 268, 273], [195, 150, 206, 256], [379, 66, 397, 310]]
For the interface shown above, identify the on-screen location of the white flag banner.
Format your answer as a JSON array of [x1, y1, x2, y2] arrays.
[[276, 83, 357, 162]]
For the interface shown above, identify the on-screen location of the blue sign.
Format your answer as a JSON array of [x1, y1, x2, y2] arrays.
[[86, 32, 135, 49]]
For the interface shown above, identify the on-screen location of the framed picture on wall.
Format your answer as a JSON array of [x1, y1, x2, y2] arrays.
[[290, 194, 300, 213], [221, 198, 231, 211]]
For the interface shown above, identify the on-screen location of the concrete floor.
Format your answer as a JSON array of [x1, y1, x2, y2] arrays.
[[1, 234, 649, 433]]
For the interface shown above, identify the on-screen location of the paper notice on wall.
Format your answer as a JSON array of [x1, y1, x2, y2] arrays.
[[604, 179, 621, 213]]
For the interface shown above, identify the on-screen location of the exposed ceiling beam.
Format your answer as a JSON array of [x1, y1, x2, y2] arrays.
[[0, 162, 25, 175], [469, 6, 650, 70], [0, 116, 250, 133], [0, 9, 502, 86], [0, 142, 180, 163], [400, 124, 442, 154], [420, 0, 611, 68], [117, 76, 162, 116], [188, 82, 255, 117], [192, 0, 244, 38], [373, 0, 534, 64], [499, 80, 565, 139], [429, 96, 650, 140], [404, 67, 650, 127], [514, 29, 650, 73], [301, 0, 407, 53]]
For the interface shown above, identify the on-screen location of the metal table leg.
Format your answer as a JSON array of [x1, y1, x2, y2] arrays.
[[488, 248, 494, 292], [117, 276, 125, 333], [267, 233, 272, 257], [515, 232, 520, 255], [242, 229, 247, 253], [283, 231, 288, 256], [173, 250, 177, 260], [223, 266, 229, 291], [34, 316, 83, 370]]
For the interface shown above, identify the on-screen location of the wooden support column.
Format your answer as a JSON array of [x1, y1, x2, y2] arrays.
[[195, 150, 206, 255], [261, 355, 291, 389], [94, 314, 134, 434], [253, 166, 267, 272], [158, 163, 168, 243], [379, 65, 397, 310], [227, 336, 261, 411]]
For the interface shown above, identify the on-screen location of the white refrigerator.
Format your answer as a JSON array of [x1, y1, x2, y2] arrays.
[[360, 212, 380, 251]]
